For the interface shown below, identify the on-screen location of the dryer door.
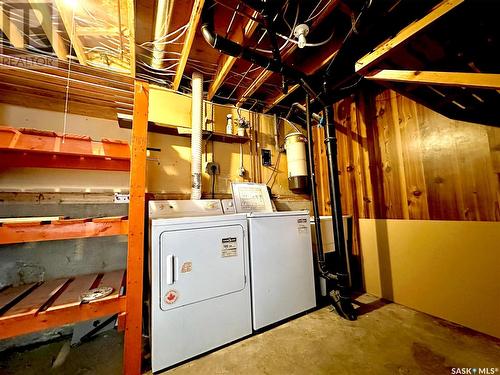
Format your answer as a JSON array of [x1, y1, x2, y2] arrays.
[[159, 224, 246, 311]]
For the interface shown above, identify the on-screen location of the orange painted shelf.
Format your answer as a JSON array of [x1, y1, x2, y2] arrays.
[[0, 270, 126, 340], [0, 216, 128, 245], [0, 126, 130, 171]]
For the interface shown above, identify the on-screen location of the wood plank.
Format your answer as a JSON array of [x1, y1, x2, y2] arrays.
[[0, 80, 132, 109], [0, 218, 128, 244], [365, 70, 500, 90], [54, 0, 87, 64], [0, 66, 134, 101], [0, 296, 126, 339], [393, 95, 429, 219], [28, 0, 68, 60], [0, 46, 134, 86], [263, 84, 300, 114], [207, 11, 259, 100], [0, 283, 39, 315], [48, 274, 99, 308], [3, 278, 70, 317], [123, 80, 149, 375], [355, 0, 465, 74], [373, 90, 406, 218], [172, 0, 205, 90], [419, 105, 464, 220], [97, 270, 125, 297], [0, 6, 24, 48], [127, 0, 136, 76], [0, 89, 127, 120], [0, 216, 62, 224]]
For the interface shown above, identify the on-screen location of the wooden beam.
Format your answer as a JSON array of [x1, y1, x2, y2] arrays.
[[263, 84, 299, 113], [236, 0, 341, 106], [28, 0, 68, 60], [355, 0, 465, 75], [172, 0, 205, 90], [54, 0, 87, 64], [207, 11, 259, 100], [264, 47, 340, 112], [75, 26, 120, 36], [0, 6, 24, 48], [365, 70, 500, 90], [126, 0, 136, 77], [123, 80, 149, 375]]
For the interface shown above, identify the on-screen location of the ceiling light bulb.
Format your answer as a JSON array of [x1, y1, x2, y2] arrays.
[[63, 0, 78, 9], [294, 24, 309, 49]]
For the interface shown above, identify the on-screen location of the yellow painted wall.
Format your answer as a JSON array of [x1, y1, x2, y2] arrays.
[[146, 86, 302, 197], [359, 218, 500, 338], [0, 86, 305, 198]]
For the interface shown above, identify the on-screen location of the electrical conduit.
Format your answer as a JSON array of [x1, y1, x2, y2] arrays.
[[191, 72, 203, 200]]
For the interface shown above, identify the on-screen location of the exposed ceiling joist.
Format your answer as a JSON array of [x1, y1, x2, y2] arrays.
[[0, 7, 24, 48], [236, 0, 343, 107], [75, 26, 120, 36], [263, 84, 299, 113], [54, 0, 87, 64], [127, 0, 136, 76], [172, 0, 205, 90], [28, 0, 68, 60], [264, 47, 341, 112], [207, 12, 259, 101], [355, 0, 465, 75], [365, 70, 500, 90]]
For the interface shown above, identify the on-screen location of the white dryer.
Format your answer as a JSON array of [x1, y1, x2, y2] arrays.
[[149, 201, 252, 372]]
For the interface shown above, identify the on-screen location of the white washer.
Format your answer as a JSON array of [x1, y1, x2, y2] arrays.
[[247, 211, 316, 330], [150, 209, 251, 372]]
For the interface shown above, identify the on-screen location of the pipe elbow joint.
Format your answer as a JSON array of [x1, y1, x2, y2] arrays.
[[201, 24, 216, 47]]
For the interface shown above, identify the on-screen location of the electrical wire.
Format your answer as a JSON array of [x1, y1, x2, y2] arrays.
[[265, 150, 282, 188], [254, 2, 298, 54], [306, 0, 332, 23], [276, 29, 335, 47], [62, 7, 76, 143]]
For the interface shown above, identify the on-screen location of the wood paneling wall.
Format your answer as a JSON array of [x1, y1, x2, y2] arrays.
[[313, 88, 500, 278], [314, 88, 500, 222]]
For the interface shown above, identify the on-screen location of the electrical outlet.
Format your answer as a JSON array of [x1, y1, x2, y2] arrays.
[[261, 149, 272, 166], [205, 162, 220, 175]]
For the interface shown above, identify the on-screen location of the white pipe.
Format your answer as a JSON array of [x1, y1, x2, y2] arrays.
[[191, 72, 203, 200]]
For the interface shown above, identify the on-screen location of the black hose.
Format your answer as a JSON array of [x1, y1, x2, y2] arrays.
[[304, 95, 336, 281], [323, 106, 356, 320]]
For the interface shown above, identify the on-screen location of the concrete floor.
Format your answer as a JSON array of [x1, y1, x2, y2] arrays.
[[1, 295, 499, 375]]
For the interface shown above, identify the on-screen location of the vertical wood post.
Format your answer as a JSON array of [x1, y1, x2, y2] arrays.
[[124, 80, 149, 375]]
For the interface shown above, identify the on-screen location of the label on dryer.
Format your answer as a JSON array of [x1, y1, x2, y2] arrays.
[[221, 237, 238, 257]]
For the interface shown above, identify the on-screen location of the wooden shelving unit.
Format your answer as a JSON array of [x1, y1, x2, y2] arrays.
[[0, 270, 126, 339], [0, 216, 128, 245], [118, 117, 251, 144], [0, 58, 149, 374], [0, 126, 130, 171]]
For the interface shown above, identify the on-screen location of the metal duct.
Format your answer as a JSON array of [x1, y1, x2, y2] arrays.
[[191, 72, 203, 200]]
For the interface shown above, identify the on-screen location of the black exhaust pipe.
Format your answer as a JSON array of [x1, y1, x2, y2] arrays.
[[201, 0, 356, 320]]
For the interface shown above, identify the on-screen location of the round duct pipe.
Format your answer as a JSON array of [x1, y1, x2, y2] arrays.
[[191, 72, 203, 200], [284, 132, 308, 192]]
